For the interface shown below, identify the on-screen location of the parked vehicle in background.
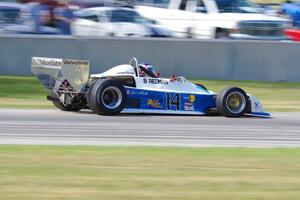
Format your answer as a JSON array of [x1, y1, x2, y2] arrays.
[[0, 2, 23, 33], [72, 7, 172, 37], [284, 28, 300, 41], [69, 0, 130, 9], [136, 0, 289, 40]]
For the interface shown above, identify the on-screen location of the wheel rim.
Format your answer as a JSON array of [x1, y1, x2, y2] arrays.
[[225, 91, 246, 114], [101, 86, 122, 110]]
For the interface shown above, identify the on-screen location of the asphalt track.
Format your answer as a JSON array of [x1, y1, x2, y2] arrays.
[[0, 109, 299, 147]]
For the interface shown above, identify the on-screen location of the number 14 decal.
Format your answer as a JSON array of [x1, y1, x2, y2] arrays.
[[166, 93, 180, 110]]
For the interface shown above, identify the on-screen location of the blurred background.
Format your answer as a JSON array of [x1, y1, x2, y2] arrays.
[[0, 0, 300, 40], [1, 0, 300, 83]]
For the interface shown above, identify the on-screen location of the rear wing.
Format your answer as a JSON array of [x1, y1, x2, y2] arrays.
[[31, 57, 89, 93]]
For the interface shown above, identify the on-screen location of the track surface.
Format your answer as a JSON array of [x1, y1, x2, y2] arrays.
[[0, 109, 299, 147]]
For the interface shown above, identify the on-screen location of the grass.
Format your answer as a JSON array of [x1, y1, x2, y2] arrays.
[[0, 145, 300, 200], [0, 76, 47, 99], [0, 76, 52, 109], [0, 75, 300, 111]]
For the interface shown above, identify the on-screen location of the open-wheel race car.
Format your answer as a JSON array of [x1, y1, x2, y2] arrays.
[[31, 57, 270, 118]]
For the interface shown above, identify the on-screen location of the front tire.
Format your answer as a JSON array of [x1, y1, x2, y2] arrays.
[[216, 87, 249, 117], [87, 79, 127, 115]]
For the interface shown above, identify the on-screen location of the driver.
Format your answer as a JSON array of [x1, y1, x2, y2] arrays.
[[138, 63, 159, 77]]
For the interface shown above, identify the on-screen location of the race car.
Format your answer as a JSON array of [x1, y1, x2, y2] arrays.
[[31, 57, 270, 118]]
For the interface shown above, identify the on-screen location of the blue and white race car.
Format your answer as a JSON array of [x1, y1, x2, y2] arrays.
[[31, 57, 270, 118]]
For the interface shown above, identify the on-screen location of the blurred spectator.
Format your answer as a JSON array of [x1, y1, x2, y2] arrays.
[[18, 0, 59, 26], [36, 0, 51, 31], [3, 1, 59, 34], [20, 1, 51, 32], [282, 2, 300, 27], [54, 1, 74, 35]]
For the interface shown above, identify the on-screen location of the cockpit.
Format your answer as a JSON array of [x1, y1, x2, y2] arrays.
[[91, 57, 186, 88], [128, 57, 159, 78]]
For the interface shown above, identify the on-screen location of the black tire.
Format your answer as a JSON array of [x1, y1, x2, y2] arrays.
[[87, 79, 126, 115], [216, 87, 249, 117], [50, 91, 84, 112]]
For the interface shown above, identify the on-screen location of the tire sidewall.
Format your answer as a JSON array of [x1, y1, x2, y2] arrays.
[[88, 79, 127, 115], [216, 87, 249, 117]]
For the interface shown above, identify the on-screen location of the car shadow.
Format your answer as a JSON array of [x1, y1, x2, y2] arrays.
[[76, 109, 271, 119]]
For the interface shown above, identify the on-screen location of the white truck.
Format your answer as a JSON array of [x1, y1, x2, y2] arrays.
[[135, 0, 288, 39]]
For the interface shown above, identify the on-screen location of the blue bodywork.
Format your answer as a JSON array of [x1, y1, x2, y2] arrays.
[[123, 86, 271, 117], [124, 87, 216, 114], [282, 2, 300, 27]]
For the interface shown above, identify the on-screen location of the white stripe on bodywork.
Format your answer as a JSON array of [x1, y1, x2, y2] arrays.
[[122, 108, 205, 115]]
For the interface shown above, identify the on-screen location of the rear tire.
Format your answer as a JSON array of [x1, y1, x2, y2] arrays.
[[216, 87, 249, 117], [87, 79, 126, 115]]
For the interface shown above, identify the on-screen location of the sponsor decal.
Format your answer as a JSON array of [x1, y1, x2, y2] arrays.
[[184, 102, 195, 111], [38, 58, 62, 66], [62, 59, 88, 66], [127, 90, 148, 96], [117, 71, 135, 75], [143, 78, 168, 85], [38, 58, 88, 66], [147, 99, 162, 109], [189, 95, 195, 103], [183, 95, 196, 103]]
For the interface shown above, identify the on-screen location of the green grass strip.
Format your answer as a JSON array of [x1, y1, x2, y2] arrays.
[[0, 145, 300, 200]]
